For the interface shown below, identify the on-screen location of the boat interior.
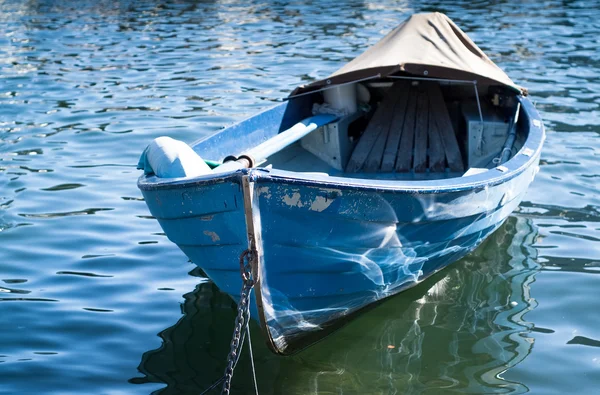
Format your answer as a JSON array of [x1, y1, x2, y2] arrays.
[[262, 78, 526, 180]]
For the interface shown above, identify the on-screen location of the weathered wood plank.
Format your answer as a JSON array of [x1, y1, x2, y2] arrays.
[[363, 120, 390, 172], [345, 82, 404, 172], [395, 86, 418, 172], [427, 94, 446, 172], [426, 83, 464, 172], [364, 82, 411, 172], [413, 90, 429, 173], [380, 82, 410, 172]]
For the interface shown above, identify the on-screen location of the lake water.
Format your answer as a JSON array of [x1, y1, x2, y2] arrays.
[[1, 0, 599, 394]]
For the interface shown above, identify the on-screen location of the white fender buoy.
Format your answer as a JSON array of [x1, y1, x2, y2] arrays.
[[138, 136, 211, 178]]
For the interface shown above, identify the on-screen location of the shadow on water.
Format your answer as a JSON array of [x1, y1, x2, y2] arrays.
[[129, 216, 540, 394]]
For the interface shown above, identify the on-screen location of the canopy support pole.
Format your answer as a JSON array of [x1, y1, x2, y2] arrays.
[[285, 74, 381, 100], [389, 75, 477, 85], [473, 81, 484, 124]]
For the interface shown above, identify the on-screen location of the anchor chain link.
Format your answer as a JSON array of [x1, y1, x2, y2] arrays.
[[221, 249, 256, 395]]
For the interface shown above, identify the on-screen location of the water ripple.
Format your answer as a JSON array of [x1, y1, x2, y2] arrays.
[[0, 0, 599, 394], [0, 286, 31, 294], [56, 271, 113, 278], [18, 208, 114, 218], [40, 183, 85, 191]]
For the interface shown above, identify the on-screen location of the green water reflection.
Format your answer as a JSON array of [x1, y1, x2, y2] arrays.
[[132, 216, 540, 394]]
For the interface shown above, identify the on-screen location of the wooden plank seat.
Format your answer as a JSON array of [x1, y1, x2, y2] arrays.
[[346, 81, 465, 173]]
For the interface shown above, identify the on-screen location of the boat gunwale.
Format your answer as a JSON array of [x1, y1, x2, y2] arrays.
[[137, 96, 543, 195]]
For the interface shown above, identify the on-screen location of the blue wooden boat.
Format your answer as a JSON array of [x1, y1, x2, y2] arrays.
[[137, 12, 544, 355]]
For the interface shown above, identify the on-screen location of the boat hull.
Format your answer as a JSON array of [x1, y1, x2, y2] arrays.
[[249, 158, 536, 353], [138, 97, 544, 354]]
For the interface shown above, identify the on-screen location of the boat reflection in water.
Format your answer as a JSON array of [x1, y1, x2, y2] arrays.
[[130, 216, 540, 394]]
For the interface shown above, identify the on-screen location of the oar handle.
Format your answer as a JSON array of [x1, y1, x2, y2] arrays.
[[214, 114, 338, 173]]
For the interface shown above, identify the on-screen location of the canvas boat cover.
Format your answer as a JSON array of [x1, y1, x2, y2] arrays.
[[290, 12, 524, 97]]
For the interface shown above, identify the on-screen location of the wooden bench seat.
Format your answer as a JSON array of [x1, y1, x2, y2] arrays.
[[346, 81, 464, 173]]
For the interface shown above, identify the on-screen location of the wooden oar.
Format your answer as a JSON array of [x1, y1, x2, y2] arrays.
[[212, 114, 338, 173]]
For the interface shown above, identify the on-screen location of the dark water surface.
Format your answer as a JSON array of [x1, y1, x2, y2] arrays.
[[1, 1, 599, 393]]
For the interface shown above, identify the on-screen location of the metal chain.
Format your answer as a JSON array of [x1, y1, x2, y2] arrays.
[[221, 249, 256, 395]]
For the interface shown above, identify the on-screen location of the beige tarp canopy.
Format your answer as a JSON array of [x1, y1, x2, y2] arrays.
[[290, 12, 524, 97]]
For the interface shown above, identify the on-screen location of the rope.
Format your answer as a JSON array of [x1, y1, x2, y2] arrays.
[[246, 289, 259, 395], [472, 82, 485, 155]]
